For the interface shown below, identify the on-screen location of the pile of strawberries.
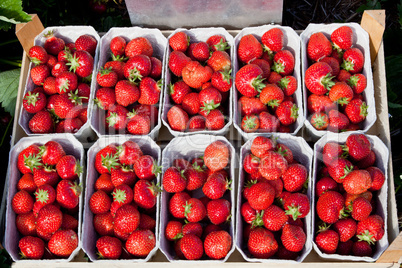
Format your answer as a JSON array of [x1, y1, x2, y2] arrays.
[[24, 32, 97, 134], [163, 140, 233, 260], [314, 134, 385, 257], [94, 36, 162, 135], [88, 140, 160, 259], [236, 28, 299, 134], [240, 136, 310, 260], [165, 31, 232, 132], [12, 140, 81, 259], [305, 25, 369, 132]]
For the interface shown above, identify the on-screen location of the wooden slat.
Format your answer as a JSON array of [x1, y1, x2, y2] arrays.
[[15, 14, 44, 54], [360, 10, 386, 64], [377, 232, 402, 263]]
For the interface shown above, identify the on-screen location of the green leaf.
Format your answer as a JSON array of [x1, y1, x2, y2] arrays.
[[389, 102, 402, 109], [0, 0, 31, 31], [0, 68, 20, 116]]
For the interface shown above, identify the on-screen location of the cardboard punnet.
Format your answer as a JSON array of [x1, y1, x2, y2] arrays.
[[18, 26, 100, 143], [312, 132, 389, 262], [82, 135, 161, 262], [161, 28, 234, 137], [159, 134, 236, 262], [89, 27, 166, 140], [5, 134, 84, 262], [233, 25, 304, 140], [236, 134, 313, 262], [301, 23, 376, 139]]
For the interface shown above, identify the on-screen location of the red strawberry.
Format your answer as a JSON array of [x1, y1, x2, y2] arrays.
[[110, 36, 126, 56], [337, 69, 352, 82], [320, 56, 340, 76], [248, 227, 278, 258], [56, 180, 81, 209], [138, 77, 161, 105], [250, 58, 271, 79], [238, 34, 263, 64], [165, 220, 183, 241], [123, 55, 151, 82], [125, 229, 156, 257], [184, 163, 207, 191], [331, 26, 353, 50], [235, 64, 265, 97], [39, 141, 65, 167], [169, 32, 189, 52], [307, 32, 332, 61], [282, 164, 307, 192], [126, 113, 151, 135], [259, 84, 284, 108], [345, 98, 368, 124], [33, 165, 59, 187], [29, 45, 49, 65], [134, 155, 161, 180], [35, 184, 56, 206], [97, 67, 118, 88], [94, 212, 114, 236], [44, 31, 65, 55], [315, 229, 339, 254], [46, 54, 57, 69], [96, 236, 122, 259], [310, 112, 329, 130], [169, 192, 191, 219], [180, 234, 203, 260], [53, 92, 82, 119], [125, 37, 153, 58], [346, 134, 371, 161], [117, 140, 143, 166], [202, 172, 230, 199], [18, 144, 42, 174], [207, 35, 229, 52], [17, 174, 36, 193], [238, 96, 267, 116], [167, 105, 189, 131], [342, 48, 364, 74], [272, 50, 295, 76], [328, 158, 354, 183], [28, 110, 54, 134], [275, 101, 298, 126], [19, 236, 45, 259], [278, 75, 297, 96], [204, 140, 229, 172], [262, 28, 284, 53], [114, 80, 140, 107], [316, 177, 338, 196], [343, 170, 372, 195], [51, 61, 69, 77], [30, 64, 50, 86], [317, 191, 345, 224], [16, 212, 37, 236], [268, 71, 282, 84], [241, 115, 259, 133], [56, 71, 78, 94], [110, 165, 136, 187], [170, 81, 191, 104], [347, 73, 367, 94], [247, 181, 275, 210], [75, 34, 97, 55], [281, 224, 306, 252], [250, 136, 275, 158], [259, 111, 279, 132], [333, 218, 357, 242], [181, 92, 200, 115], [61, 213, 78, 231], [12, 190, 34, 214], [199, 87, 222, 115], [328, 110, 350, 132], [169, 51, 191, 77], [59, 118, 83, 133], [353, 241, 373, 257], [284, 192, 310, 220], [56, 155, 82, 180], [112, 184, 134, 206], [211, 69, 232, 92], [207, 50, 231, 72], [182, 61, 213, 88], [182, 222, 202, 237], [188, 115, 206, 131], [204, 230, 232, 260], [206, 109, 225, 130], [48, 229, 78, 257], [337, 240, 354, 255], [258, 151, 288, 181], [94, 87, 116, 110], [305, 62, 334, 95], [106, 104, 128, 131], [139, 213, 156, 230], [134, 179, 159, 209], [356, 150, 376, 169], [183, 198, 206, 223], [262, 204, 288, 231], [328, 82, 354, 105], [192, 41, 210, 61], [351, 197, 372, 221], [43, 76, 57, 95], [367, 166, 385, 191], [307, 94, 336, 114], [114, 204, 140, 235], [207, 198, 230, 225], [356, 215, 385, 244], [322, 142, 344, 166], [104, 59, 125, 80], [36, 204, 62, 235], [149, 56, 162, 79], [23, 91, 47, 114], [67, 50, 94, 78]]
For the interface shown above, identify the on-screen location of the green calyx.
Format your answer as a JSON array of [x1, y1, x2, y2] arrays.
[[340, 164, 354, 181], [262, 45, 274, 61], [341, 58, 355, 72], [356, 230, 375, 245], [24, 92, 40, 106], [149, 181, 162, 196], [66, 53, 80, 73], [44, 30, 54, 38], [214, 39, 230, 52], [360, 102, 368, 117], [94, 98, 104, 109], [169, 83, 175, 96], [285, 205, 301, 221], [68, 89, 87, 106], [111, 53, 128, 62], [101, 153, 120, 173], [267, 99, 280, 108], [312, 113, 327, 128], [120, 164, 132, 172], [291, 104, 299, 119], [29, 57, 43, 66], [24, 153, 43, 173], [128, 67, 142, 83], [278, 77, 290, 90], [226, 179, 232, 191], [126, 108, 138, 119], [113, 189, 128, 204], [321, 73, 335, 91], [220, 69, 232, 84], [251, 211, 264, 228], [243, 115, 258, 131], [347, 75, 359, 87], [252, 75, 266, 92], [75, 159, 83, 177], [59, 79, 71, 93], [192, 162, 204, 172], [152, 160, 162, 176], [70, 181, 82, 196], [317, 223, 331, 233], [272, 61, 285, 74], [183, 201, 192, 218], [99, 67, 114, 76], [106, 112, 119, 127], [82, 74, 92, 84], [336, 97, 350, 106], [276, 146, 289, 158], [201, 100, 220, 115], [35, 188, 50, 203]]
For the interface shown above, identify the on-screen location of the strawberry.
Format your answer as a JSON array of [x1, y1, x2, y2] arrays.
[[43, 76, 57, 95], [284, 192, 310, 220], [139, 213, 156, 230], [262, 28, 284, 53], [138, 77, 161, 105], [272, 50, 295, 76], [16, 212, 37, 236], [307, 32, 332, 61], [134, 155, 161, 180], [320, 56, 340, 76], [35, 184, 56, 206], [315, 229, 339, 254], [337, 240, 354, 255], [17, 174, 36, 193], [96, 236, 122, 259], [367, 166, 385, 191], [202, 172, 230, 199], [206, 109, 225, 130], [18, 144, 42, 174], [56, 180, 81, 209], [275, 101, 298, 126], [342, 170, 372, 195], [331, 26, 353, 50], [169, 192, 191, 219], [94, 212, 114, 236], [56, 71, 78, 94], [110, 36, 126, 56], [75, 34, 97, 56], [259, 84, 284, 108], [181, 92, 200, 115], [184, 163, 207, 191], [36, 204, 62, 235], [56, 155, 82, 180], [347, 73, 367, 94], [67, 50, 94, 78], [126, 113, 151, 135], [191, 41, 210, 61], [104, 59, 126, 80], [248, 227, 278, 258], [19, 236, 45, 259], [44, 31, 65, 55], [167, 105, 189, 131], [97, 67, 118, 88], [328, 110, 350, 132], [23, 91, 47, 113], [114, 80, 140, 107], [282, 224, 306, 252], [110, 165, 136, 187], [204, 140, 229, 172], [182, 222, 202, 237], [316, 177, 338, 196], [204, 230, 232, 260], [169, 51, 191, 77], [206, 35, 228, 52], [310, 112, 329, 130], [351, 197, 372, 221], [61, 214, 78, 231], [262, 204, 288, 231], [33, 165, 58, 187], [207, 50, 231, 72], [317, 191, 345, 224], [235, 64, 265, 97], [126, 229, 156, 257], [116, 140, 143, 166], [29, 45, 49, 65], [12, 190, 34, 214], [169, 32, 189, 52], [337, 69, 351, 82], [183, 198, 206, 223], [53, 92, 83, 119], [356, 215, 385, 244], [106, 104, 128, 131], [125, 36, 153, 58], [328, 158, 354, 183], [180, 234, 203, 260], [46, 54, 57, 69], [238, 96, 267, 116], [307, 94, 336, 114], [59, 118, 83, 133], [30, 64, 50, 86], [345, 98, 368, 124], [207, 198, 230, 225], [276, 142, 294, 163], [282, 164, 307, 192], [241, 202, 258, 225], [278, 75, 297, 96], [322, 142, 343, 166], [170, 81, 191, 104], [344, 191, 373, 208], [333, 218, 357, 242], [259, 151, 288, 181], [342, 48, 364, 74], [259, 111, 280, 132], [250, 136, 275, 158], [94, 87, 116, 110], [114, 204, 140, 235], [188, 115, 206, 131], [346, 134, 371, 161], [305, 62, 334, 95], [247, 181, 275, 210], [238, 34, 263, 64], [329, 82, 353, 106], [355, 150, 376, 169], [149, 56, 162, 79], [134, 179, 159, 209], [250, 58, 271, 79], [48, 229, 78, 257], [165, 220, 183, 241], [123, 55, 151, 82], [112, 184, 133, 206], [182, 61, 213, 88], [211, 69, 232, 92], [51, 61, 69, 77], [241, 115, 259, 133], [352, 241, 373, 257], [28, 110, 54, 134], [199, 87, 222, 115], [57, 47, 72, 63], [267, 71, 282, 84]]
